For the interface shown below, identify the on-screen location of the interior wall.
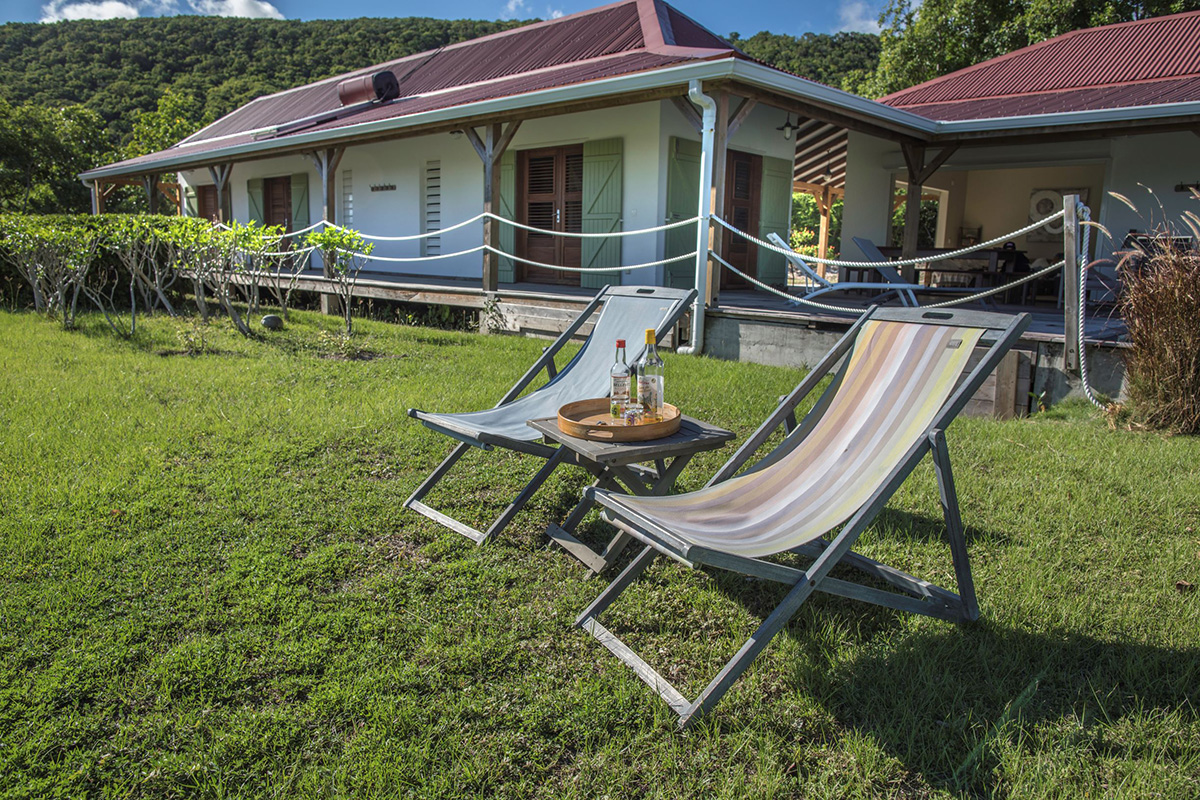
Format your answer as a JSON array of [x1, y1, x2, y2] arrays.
[[841, 131, 895, 258], [1103, 131, 1200, 255]]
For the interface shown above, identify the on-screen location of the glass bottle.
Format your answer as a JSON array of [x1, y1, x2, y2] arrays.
[[635, 327, 664, 423], [609, 339, 630, 418]]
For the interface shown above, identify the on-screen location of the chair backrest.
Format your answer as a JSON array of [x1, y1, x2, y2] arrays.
[[538, 285, 695, 402], [657, 308, 1029, 558], [765, 232, 831, 289], [852, 236, 910, 285]]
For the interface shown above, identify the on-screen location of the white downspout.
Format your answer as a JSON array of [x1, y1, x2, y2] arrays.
[[677, 79, 715, 356]]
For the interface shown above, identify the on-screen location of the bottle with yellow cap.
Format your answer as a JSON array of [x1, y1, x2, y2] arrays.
[[635, 327, 664, 422]]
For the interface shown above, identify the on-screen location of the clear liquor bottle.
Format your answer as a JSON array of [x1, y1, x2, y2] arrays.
[[635, 328, 664, 422], [610, 339, 630, 417]]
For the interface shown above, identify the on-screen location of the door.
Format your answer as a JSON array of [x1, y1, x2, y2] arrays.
[[197, 184, 220, 222], [664, 137, 701, 290], [263, 176, 292, 231], [720, 150, 762, 290], [518, 145, 583, 286]]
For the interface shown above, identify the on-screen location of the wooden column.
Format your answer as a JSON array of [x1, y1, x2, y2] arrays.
[[816, 185, 832, 277], [899, 142, 958, 281], [143, 174, 160, 215], [465, 121, 521, 296], [1062, 194, 1080, 373], [706, 92, 730, 307], [310, 148, 346, 315], [207, 163, 234, 223]]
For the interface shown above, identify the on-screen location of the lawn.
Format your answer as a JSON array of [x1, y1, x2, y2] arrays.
[[0, 309, 1197, 799]]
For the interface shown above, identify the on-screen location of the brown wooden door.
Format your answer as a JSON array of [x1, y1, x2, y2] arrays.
[[264, 176, 292, 230], [517, 145, 582, 286], [720, 150, 762, 290], [198, 185, 220, 222]]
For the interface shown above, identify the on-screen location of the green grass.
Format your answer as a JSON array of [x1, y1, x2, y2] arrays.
[[1, 309, 1198, 799]]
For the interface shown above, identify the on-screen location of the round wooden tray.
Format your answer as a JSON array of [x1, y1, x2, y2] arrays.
[[557, 398, 681, 442]]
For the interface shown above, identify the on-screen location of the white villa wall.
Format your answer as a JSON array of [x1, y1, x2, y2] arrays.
[[1102, 132, 1200, 253], [841, 132, 895, 257]]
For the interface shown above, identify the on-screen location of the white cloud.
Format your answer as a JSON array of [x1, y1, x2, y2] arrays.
[[40, 0, 280, 21], [500, 0, 526, 20], [837, 0, 882, 33], [189, 0, 283, 18], [545, 6, 563, 18], [40, 0, 139, 21]]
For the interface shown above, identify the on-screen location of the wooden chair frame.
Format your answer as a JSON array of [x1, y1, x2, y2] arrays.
[[576, 307, 1031, 728], [406, 285, 696, 545]]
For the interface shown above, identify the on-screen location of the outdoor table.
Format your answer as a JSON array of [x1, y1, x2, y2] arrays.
[[527, 414, 735, 573]]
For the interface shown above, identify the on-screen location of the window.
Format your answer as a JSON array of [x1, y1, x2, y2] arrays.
[[423, 161, 441, 257], [342, 169, 353, 226]]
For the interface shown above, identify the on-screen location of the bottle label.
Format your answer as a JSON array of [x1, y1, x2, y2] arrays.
[[637, 375, 662, 413], [611, 375, 629, 398]]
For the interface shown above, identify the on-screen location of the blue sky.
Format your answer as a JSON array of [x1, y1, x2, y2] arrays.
[[2, 0, 886, 38]]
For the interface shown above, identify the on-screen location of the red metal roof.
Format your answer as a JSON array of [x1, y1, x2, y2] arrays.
[[882, 10, 1200, 121], [93, 0, 738, 176]]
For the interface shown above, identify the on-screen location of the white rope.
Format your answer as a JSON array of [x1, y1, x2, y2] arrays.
[[341, 246, 487, 263], [215, 220, 326, 238], [484, 213, 702, 238], [483, 245, 697, 273], [259, 246, 318, 257], [1076, 203, 1104, 409], [713, 210, 1067, 268], [709, 249, 1065, 312], [327, 214, 486, 241]]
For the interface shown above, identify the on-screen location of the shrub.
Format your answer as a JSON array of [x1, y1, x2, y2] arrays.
[[1118, 240, 1200, 433]]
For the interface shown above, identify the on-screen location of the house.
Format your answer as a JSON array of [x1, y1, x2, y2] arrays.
[[81, 3, 1200, 322], [841, 11, 1200, 267]]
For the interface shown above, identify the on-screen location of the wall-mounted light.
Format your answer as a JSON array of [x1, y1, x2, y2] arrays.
[[449, 130, 464, 140], [776, 113, 795, 141]]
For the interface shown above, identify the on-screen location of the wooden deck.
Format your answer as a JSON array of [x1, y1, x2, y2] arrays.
[[292, 268, 1126, 347]]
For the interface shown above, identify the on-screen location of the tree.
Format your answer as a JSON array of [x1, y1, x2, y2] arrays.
[[727, 31, 880, 91], [0, 99, 106, 214], [124, 89, 213, 160], [867, 0, 1200, 97]]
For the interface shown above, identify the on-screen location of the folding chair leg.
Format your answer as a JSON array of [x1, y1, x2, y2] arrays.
[[575, 544, 657, 626], [406, 442, 567, 545], [929, 429, 978, 621], [679, 572, 817, 728]]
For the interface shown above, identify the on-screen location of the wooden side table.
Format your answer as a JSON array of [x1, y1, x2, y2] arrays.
[[527, 415, 735, 573]]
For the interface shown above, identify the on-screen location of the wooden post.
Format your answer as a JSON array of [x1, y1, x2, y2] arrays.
[[207, 163, 234, 223], [466, 121, 521, 299], [143, 174, 160, 215], [1063, 193, 1080, 373], [816, 185, 831, 277], [310, 148, 346, 315], [899, 142, 957, 281], [706, 92, 729, 307]]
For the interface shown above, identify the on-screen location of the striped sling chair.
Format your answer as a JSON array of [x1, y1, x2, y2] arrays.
[[406, 285, 695, 545], [577, 307, 1031, 728]]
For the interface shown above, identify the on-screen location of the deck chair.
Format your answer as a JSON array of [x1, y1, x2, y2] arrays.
[[765, 232, 918, 307], [851, 237, 985, 303], [576, 306, 1031, 728], [406, 285, 696, 545]]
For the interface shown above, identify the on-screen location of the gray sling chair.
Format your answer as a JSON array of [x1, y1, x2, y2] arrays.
[[576, 306, 1031, 728], [406, 285, 696, 545], [765, 232, 919, 307]]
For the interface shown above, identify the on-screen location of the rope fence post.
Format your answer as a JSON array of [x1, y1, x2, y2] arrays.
[[1062, 193, 1080, 373]]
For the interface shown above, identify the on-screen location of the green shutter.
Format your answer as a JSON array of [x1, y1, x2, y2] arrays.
[[580, 138, 623, 290], [664, 137, 701, 290], [757, 156, 792, 288], [184, 186, 198, 217], [498, 151, 516, 284], [247, 178, 264, 224], [290, 172, 310, 231]]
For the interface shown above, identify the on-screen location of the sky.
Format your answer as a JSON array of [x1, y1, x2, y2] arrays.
[[1, 0, 887, 38]]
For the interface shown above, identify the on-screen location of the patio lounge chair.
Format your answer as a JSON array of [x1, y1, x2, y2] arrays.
[[576, 306, 1031, 728], [406, 285, 696, 545], [851, 236, 987, 303], [765, 232, 918, 306]]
